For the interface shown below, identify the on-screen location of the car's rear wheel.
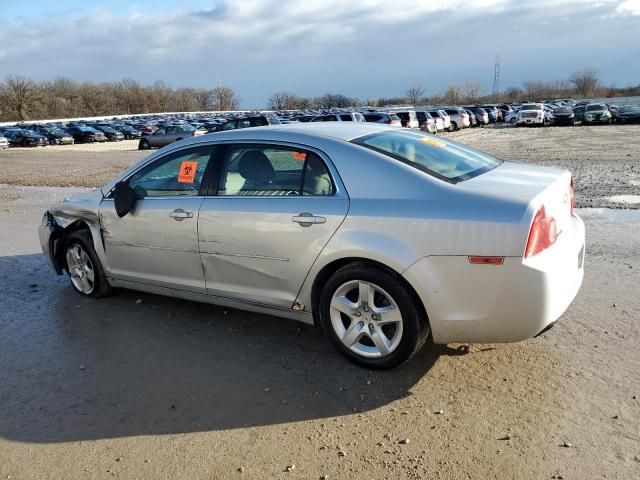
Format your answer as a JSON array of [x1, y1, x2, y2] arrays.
[[138, 139, 150, 150], [64, 231, 111, 298], [318, 263, 429, 369]]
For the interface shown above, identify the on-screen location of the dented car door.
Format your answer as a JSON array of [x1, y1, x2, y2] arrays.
[[99, 146, 216, 292], [197, 143, 349, 308]]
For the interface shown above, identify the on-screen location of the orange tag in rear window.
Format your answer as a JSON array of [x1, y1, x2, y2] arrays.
[[420, 137, 445, 148], [293, 151, 307, 161], [178, 161, 198, 183]]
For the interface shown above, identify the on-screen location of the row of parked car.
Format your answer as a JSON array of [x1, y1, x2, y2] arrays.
[[1, 99, 638, 150], [502, 100, 640, 127]]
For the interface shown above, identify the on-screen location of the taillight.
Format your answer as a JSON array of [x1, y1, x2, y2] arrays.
[[525, 206, 557, 258], [385, 118, 392, 124], [569, 177, 575, 216]]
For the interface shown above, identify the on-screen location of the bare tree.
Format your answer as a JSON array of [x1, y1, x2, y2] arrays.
[[268, 91, 291, 110], [569, 68, 599, 98], [149, 81, 171, 112], [442, 85, 462, 105], [462, 82, 482, 103], [316, 93, 354, 109], [406, 86, 425, 106], [212, 86, 240, 111], [192, 89, 213, 110], [1, 76, 40, 120]]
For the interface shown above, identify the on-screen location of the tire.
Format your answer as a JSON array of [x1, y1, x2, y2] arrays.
[[63, 230, 111, 298], [450, 121, 458, 132], [138, 139, 150, 150], [318, 262, 429, 369]]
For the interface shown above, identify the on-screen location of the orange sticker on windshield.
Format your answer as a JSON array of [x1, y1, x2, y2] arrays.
[[178, 161, 198, 183], [420, 137, 446, 148], [293, 151, 307, 161]]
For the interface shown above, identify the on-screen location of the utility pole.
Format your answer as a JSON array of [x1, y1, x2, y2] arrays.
[[492, 55, 500, 98]]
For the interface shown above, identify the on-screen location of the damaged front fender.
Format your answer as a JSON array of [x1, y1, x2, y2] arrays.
[[38, 211, 65, 274]]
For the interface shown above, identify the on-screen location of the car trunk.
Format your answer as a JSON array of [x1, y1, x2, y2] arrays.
[[461, 161, 573, 239]]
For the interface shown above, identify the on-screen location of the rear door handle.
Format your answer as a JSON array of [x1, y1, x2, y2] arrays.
[[169, 209, 193, 221], [292, 212, 326, 226]]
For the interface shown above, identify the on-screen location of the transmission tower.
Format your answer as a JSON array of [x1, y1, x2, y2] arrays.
[[492, 55, 500, 97]]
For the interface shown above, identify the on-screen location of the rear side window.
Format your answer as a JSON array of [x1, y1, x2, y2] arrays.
[[364, 114, 382, 122], [219, 145, 334, 196], [340, 114, 353, 121], [352, 130, 502, 183]]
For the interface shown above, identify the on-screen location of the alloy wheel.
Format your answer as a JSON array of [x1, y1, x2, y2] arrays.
[[66, 244, 95, 294], [329, 280, 403, 358]]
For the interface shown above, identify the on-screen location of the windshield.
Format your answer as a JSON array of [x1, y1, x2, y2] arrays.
[[586, 104, 607, 111], [352, 130, 502, 183], [555, 107, 572, 113], [521, 104, 541, 111], [620, 105, 639, 112]]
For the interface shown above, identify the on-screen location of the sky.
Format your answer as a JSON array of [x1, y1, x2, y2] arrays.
[[1, 0, 639, 107]]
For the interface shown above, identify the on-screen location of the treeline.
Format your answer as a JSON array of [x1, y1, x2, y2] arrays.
[[2, 68, 639, 122], [0, 76, 240, 122], [268, 69, 640, 110]]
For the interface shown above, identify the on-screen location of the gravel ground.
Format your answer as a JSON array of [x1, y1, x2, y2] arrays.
[[450, 124, 640, 209], [0, 185, 639, 479], [0, 124, 639, 208]]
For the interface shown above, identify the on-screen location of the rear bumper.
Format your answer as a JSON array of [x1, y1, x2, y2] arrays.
[[403, 214, 585, 344]]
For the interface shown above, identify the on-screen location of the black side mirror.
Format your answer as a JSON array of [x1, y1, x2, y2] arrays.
[[113, 181, 138, 218]]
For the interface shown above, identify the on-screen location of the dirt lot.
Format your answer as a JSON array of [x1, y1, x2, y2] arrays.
[[1, 184, 639, 478], [1, 126, 639, 479], [0, 124, 639, 208]]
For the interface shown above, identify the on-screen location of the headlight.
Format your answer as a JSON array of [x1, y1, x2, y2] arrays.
[[586, 114, 593, 120], [602, 111, 610, 117]]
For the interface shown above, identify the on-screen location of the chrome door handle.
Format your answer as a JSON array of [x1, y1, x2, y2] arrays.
[[292, 212, 326, 226], [169, 209, 193, 221]]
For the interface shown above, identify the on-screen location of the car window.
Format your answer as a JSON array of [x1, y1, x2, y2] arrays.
[[155, 129, 166, 135], [128, 147, 214, 198], [223, 122, 237, 130], [250, 117, 269, 127], [340, 114, 353, 121], [352, 130, 502, 183], [219, 145, 334, 197]]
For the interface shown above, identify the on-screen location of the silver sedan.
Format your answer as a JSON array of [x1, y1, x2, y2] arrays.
[[39, 124, 585, 369]]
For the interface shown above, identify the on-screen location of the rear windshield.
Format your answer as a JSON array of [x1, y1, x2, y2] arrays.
[[352, 130, 502, 183]]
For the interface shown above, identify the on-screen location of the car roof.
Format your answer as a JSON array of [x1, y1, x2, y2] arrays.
[[205, 122, 393, 142]]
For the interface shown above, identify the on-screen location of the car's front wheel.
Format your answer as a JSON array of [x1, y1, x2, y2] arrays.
[[318, 263, 429, 369], [64, 231, 111, 298], [138, 139, 150, 150]]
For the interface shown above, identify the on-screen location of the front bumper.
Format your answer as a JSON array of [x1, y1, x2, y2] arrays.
[[38, 212, 64, 274], [403, 214, 585, 344]]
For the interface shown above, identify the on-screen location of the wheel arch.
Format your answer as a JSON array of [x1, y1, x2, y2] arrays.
[[52, 219, 93, 273], [307, 256, 428, 329]]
